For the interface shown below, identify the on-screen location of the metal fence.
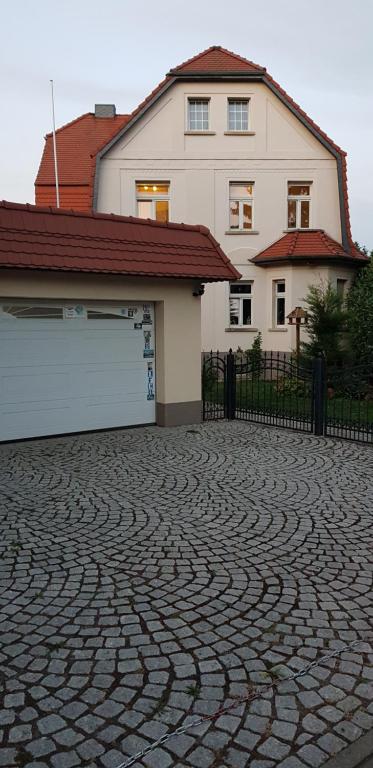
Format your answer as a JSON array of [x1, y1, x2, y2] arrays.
[[202, 351, 373, 444]]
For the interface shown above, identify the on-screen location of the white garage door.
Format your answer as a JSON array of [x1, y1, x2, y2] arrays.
[[0, 302, 156, 441]]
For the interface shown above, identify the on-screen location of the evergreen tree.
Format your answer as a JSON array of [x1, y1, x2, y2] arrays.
[[301, 282, 346, 365], [347, 259, 373, 362]]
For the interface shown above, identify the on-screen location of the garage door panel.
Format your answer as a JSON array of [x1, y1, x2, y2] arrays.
[[0, 331, 147, 367], [0, 303, 156, 440], [1, 365, 148, 403]]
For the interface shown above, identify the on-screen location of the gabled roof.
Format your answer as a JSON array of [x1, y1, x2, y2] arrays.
[[251, 230, 368, 266], [168, 46, 265, 75], [35, 46, 357, 254], [0, 201, 240, 281]]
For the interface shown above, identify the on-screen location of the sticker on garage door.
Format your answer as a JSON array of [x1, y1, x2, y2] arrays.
[[142, 304, 152, 325], [63, 305, 86, 319], [143, 330, 154, 358], [147, 363, 154, 400]]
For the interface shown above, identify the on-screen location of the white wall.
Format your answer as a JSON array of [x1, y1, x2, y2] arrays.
[[97, 80, 349, 351]]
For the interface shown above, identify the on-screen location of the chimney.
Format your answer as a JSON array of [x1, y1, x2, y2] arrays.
[[94, 104, 116, 118]]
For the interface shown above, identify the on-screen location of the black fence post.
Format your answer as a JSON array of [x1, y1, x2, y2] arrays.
[[313, 355, 326, 436], [226, 350, 236, 420]]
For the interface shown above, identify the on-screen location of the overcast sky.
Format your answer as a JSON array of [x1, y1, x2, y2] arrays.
[[1, 0, 372, 246]]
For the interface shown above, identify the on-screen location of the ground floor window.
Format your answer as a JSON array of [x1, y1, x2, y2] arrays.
[[273, 280, 286, 326], [229, 281, 253, 326], [336, 278, 347, 300]]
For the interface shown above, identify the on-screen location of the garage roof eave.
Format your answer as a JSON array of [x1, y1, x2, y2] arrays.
[[0, 201, 239, 283]]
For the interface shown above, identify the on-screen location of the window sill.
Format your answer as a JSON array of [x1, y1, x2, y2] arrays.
[[184, 131, 216, 135], [226, 327, 259, 332], [283, 228, 311, 233], [268, 328, 288, 332], [224, 131, 255, 136], [225, 230, 259, 235]]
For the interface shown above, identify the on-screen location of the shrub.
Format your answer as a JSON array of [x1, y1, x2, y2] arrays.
[[247, 332, 262, 373], [301, 282, 346, 366]]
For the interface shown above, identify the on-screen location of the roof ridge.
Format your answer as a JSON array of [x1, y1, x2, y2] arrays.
[[287, 230, 298, 256], [0, 200, 215, 236], [168, 45, 264, 74], [44, 111, 130, 139]]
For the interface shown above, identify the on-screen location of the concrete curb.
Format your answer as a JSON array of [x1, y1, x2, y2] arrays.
[[322, 729, 373, 768]]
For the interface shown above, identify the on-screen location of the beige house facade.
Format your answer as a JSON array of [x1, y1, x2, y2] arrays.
[[35, 47, 367, 353]]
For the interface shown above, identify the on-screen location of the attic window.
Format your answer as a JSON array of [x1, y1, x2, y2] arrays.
[[228, 99, 249, 131], [188, 99, 210, 131]]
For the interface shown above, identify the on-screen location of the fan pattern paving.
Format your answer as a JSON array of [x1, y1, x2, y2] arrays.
[[0, 422, 372, 768]]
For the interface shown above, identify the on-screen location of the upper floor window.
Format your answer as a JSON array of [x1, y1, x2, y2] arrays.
[[273, 280, 286, 326], [228, 99, 249, 131], [229, 281, 253, 326], [136, 182, 169, 223], [287, 183, 311, 229], [229, 183, 254, 231], [188, 98, 209, 131]]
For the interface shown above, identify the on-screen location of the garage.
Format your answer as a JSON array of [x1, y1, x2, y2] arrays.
[[0, 200, 239, 440], [0, 301, 156, 441]]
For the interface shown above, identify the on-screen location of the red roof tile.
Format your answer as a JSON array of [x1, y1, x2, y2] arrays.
[[168, 45, 265, 74], [0, 201, 240, 281], [252, 230, 368, 265]]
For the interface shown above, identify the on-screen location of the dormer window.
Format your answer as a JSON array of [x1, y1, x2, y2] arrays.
[[187, 98, 210, 131], [287, 183, 311, 229], [228, 99, 249, 131]]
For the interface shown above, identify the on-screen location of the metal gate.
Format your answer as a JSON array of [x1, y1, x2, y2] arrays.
[[203, 351, 373, 443], [203, 351, 315, 433]]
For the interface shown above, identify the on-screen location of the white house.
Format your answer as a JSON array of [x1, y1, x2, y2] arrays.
[[35, 46, 367, 352]]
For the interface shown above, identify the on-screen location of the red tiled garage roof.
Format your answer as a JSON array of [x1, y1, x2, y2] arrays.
[[0, 201, 240, 281], [252, 230, 368, 266]]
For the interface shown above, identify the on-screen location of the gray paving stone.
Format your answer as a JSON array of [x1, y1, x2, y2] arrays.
[[38, 715, 66, 735], [297, 744, 328, 767], [258, 737, 291, 760]]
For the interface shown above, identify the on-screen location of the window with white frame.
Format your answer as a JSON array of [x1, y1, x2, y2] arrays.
[[229, 281, 253, 326], [187, 98, 210, 131], [273, 280, 286, 326], [136, 182, 169, 223], [229, 183, 254, 231], [228, 99, 249, 131], [287, 183, 311, 229]]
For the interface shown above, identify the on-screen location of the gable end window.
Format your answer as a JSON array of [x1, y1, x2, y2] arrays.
[[229, 281, 253, 326], [187, 98, 210, 131], [287, 183, 311, 229], [136, 182, 169, 223], [229, 183, 254, 231], [228, 99, 249, 131]]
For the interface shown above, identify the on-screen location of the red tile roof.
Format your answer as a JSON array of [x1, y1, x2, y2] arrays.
[[35, 113, 130, 210], [0, 201, 240, 281], [168, 46, 265, 74], [34, 46, 357, 255], [252, 230, 368, 266]]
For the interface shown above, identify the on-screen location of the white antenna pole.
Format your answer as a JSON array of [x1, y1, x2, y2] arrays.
[[50, 79, 60, 208]]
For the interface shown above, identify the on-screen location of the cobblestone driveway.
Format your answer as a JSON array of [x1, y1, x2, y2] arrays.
[[0, 422, 372, 768]]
